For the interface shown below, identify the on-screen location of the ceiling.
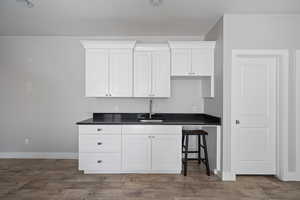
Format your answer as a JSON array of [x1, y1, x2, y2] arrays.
[[0, 0, 300, 36]]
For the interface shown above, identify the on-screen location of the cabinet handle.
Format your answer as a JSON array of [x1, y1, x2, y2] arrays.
[[236, 120, 240, 125], [97, 160, 102, 164], [110, 93, 112, 96], [189, 72, 196, 75], [97, 128, 102, 132], [97, 142, 102, 145], [105, 94, 108, 96]]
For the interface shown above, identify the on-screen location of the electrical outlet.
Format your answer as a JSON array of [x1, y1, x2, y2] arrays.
[[25, 138, 29, 145]]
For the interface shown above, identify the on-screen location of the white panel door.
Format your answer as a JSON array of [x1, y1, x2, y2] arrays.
[[151, 51, 171, 97], [133, 52, 152, 97], [191, 48, 213, 76], [171, 49, 191, 76], [85, 49, 109, 97], [109, 49, 133, 97], [232, 56, 277, 174], [151, 135, 182, 171], [122, 135, 151, 171]]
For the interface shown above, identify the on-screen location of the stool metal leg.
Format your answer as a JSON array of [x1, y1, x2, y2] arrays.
[[202, 135, 210, 176], [198, 135, 201, 164], [184, 134, 189, 176], [182, 134, 185, 149]]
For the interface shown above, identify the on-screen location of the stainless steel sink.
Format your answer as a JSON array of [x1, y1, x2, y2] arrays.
[[139, 119, 164, 123]]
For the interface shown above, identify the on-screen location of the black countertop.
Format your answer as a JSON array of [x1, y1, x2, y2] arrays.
[[76, 113, 221, 125]]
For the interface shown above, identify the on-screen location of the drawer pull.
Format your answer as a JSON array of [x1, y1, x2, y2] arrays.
[[97, 142, 102, 145], [97, 160, 102, 164], [97, 128, 102, 132]]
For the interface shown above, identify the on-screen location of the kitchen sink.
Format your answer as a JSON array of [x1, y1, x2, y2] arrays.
[[139, 119, 164, 123]]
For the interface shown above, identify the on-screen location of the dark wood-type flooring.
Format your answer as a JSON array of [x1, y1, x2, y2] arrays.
[[0, 159, 300, 200]]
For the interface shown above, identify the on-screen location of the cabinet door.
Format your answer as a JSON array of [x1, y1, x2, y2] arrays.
[[191, 48, 213, 76], [109, 49, 133, 97], [85, 49, 109, 97], [171, 49, 191, 76], [151, 51, 171, 97], [122, 135, 151, 171], [151, 135, 182, 171], [134, 52, 152, 97]]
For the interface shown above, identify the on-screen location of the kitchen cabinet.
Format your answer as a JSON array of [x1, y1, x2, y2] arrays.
[[84, 49, 109, 97], [169, 41, 215, 98], [78, 124, 182, 174], [78, 125, 122, 173], [122, 135, 152, 171], [122, 125, 182, 173], [134, 44, 170, 98], [151, 135, 182, 171], [169, 41, 215, 76], [81, 40, 136, 97]]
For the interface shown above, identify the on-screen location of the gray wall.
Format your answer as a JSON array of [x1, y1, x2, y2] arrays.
[[204, 18, 223, 118], [222, 14, 300, 173], [0, 36, 205, 153], [204, 17, 224, 172]]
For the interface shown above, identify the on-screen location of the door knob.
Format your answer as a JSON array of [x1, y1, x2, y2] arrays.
[[236, 120, 240, 124]]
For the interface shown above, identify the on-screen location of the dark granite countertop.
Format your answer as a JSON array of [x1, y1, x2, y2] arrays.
[[76, 113, 221, 125]]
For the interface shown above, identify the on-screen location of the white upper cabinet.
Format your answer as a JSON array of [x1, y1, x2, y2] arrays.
[[191, 48, 213, 76], [134, 52, 152, 97], [85, 49, 109, 97], [134, 44, 171, 98], [169, 41, 215, 76], [109, 49, 133, 97], [171, 49, 191, 76], [151, 51, 171, 97], [81, 40, 136, 97]]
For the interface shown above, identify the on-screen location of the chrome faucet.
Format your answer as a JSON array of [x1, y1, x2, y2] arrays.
[[149, 99, 153, 119]]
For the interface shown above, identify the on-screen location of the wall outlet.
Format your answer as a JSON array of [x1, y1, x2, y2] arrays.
[[25, 138, 29, 145]]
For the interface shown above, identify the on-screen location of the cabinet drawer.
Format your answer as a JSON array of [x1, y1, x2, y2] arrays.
[[79, 135, 121, 153], [122, 125, 182, 135], [79, 153, 121, 171], [79, 125, 121, 135]]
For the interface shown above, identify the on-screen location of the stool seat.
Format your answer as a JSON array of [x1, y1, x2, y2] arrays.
[[182, 129, 210, 176], [182, 129, 208, 135]]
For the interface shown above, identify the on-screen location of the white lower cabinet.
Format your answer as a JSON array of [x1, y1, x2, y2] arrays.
[[151, 135, 182, 171], [79, 153, 121, 172], [79, 125, 122, 173], [78, 125, 182, 174], [122, 134, 181, 173], [122, 135, 152, 171]]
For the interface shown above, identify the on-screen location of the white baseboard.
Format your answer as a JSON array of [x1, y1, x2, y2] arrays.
[[280, 172, 300, 181], [221, 171, 236, 181], [0, 152, 78, 159]]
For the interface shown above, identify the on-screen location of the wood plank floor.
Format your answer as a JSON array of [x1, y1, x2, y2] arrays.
[[0, 159, 299, 200]]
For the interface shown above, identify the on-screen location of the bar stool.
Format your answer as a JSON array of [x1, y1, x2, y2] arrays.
[[182, 129, 210, 176]]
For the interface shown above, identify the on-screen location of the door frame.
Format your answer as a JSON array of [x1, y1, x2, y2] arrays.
[[230, 49, 289, 181], [296, 50, 300, 180]]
